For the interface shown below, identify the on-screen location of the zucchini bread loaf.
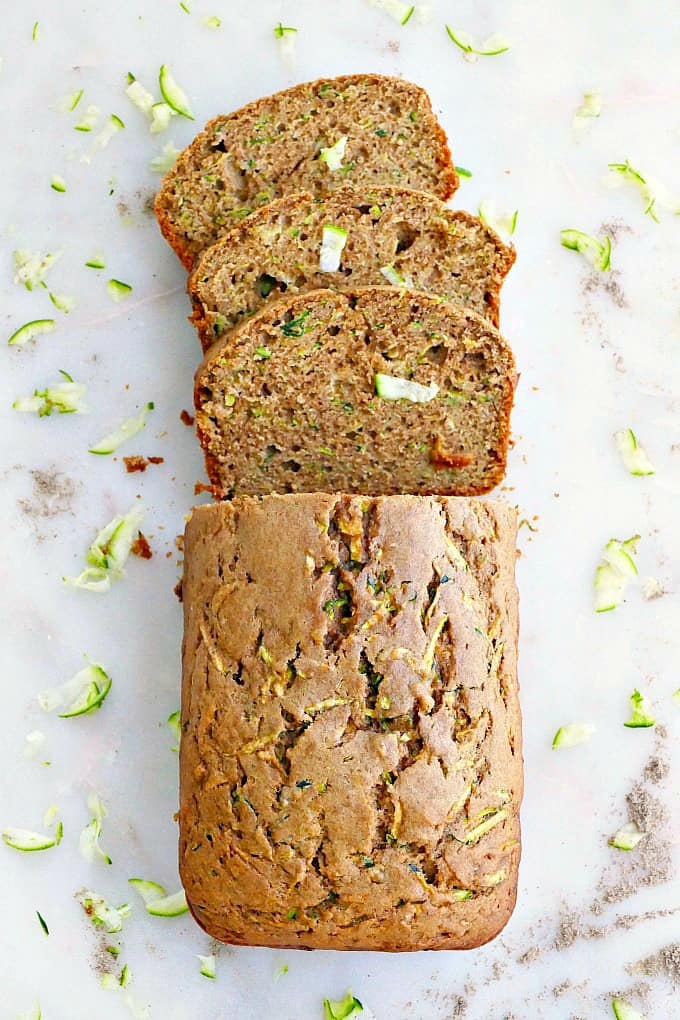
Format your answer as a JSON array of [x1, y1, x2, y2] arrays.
[[194, 287, 516, 498], [180, 494, 522, 951], [155, 75, 458, 268], [189, 186, 515, 350]]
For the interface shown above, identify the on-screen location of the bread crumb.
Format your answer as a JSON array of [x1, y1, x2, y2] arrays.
[[180, 409, 195, 427], [131, 533, 153, 559], [124, 455, 165, 473]]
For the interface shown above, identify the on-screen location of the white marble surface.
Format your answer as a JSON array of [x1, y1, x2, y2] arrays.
[[1, 2, 678, 1017]]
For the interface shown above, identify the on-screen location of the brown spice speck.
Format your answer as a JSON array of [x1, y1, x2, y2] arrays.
[[582, 270, 628, 309], [643, 756, 670, 786], [631, 943, 680, 987], [18, 468, 78, 520]]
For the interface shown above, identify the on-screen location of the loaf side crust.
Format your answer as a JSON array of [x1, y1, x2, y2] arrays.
[[180, 494, 522, 951]]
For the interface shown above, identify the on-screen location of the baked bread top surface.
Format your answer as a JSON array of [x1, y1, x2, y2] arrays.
[[179, 493, 522, 950]]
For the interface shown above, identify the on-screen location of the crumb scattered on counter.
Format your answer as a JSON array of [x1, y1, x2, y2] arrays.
[[131, 533, 152, 559], [180, 409, 195, 427], [124, 455, 165, 473], [194, 481, 223, 498]]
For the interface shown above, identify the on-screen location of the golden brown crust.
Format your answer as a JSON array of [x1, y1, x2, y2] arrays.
[[179, 494, 522, 951], [154, 74, 459, 269]]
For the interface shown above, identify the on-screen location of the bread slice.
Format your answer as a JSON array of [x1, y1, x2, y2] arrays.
[[189, 186, 515, 350], [180, 493, 522, 951], [194, 287, 515, 498], [155, 74, 458, 269]]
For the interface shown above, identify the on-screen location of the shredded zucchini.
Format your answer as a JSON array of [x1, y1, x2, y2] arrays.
[[375, 373, 439, 403], [446, 25, 510, 60], [89, 401, 153, 454], [624, 689, 655, 728], [203, 15, 221, 28], [49, 292, 76, 313], [50, 174, 67, 193], [574, 90, 602, 124], [606, 159, 680, 221], [129, 879, 188, 916], [39, 660, 111, 717], [81, 114, 124, 163], [380, 264, 414, 288], [2, 824, 62, 852], [552, 722, 596, 749], [479, 201, 518, 238], [8, 319, 56, 347], [614, 429, 654, 476], [611, 999, 645, 1020], [63, 507, 144, 592], [13, 371, 87, 416], [57, 89, 84, 112], [197, 954, 216, 978], [367, 0, 417, 25], [167, 710, 181, 752], [560, 229, 611, 271], [149, 141, 181, 173], [106, 278, 132, 302], [76, 889, 131, 933], [323, 991, 364, 1019], [319, 136, 348, 172], [273, 23, 298, 65], [79, 793, 112, 864], [125, 78, 155, 118], [319, 225, 348, 272], [74, 104, 100, 132], [23, 730, 46, 759], [159, 65, 194, 119], [594, 535, 640, 612], [609, 821, 645, 851], [150, 102, 174, 133], [13, 248, 61, 290], [18, 1003, 42, 1020]]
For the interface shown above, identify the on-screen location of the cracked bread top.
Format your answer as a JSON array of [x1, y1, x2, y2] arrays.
[[189, 186, 515, 350], [194, 287, 516, 498], [155, 74, 458, 269], [180, 493, 522, 951]]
